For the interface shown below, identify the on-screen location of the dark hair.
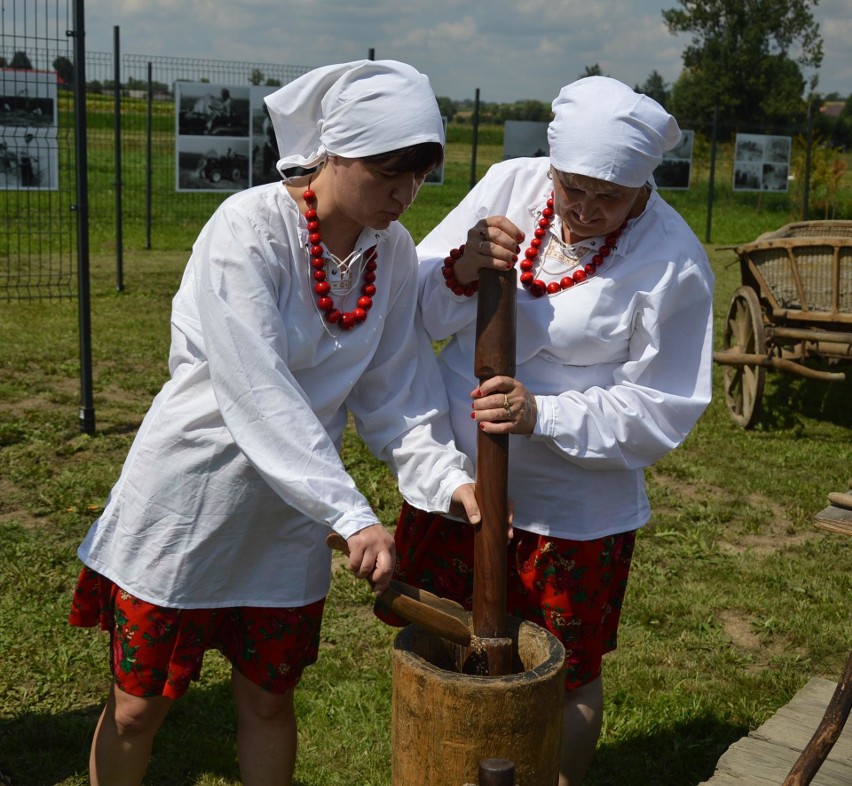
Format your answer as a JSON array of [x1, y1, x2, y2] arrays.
[[362, 142, 443, 176]]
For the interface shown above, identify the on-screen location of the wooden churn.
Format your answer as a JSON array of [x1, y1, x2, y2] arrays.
[[391, 269, 566, 785]]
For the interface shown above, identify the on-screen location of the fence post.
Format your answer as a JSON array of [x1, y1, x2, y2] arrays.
[[146, 61, 153, 249], [704, 103, 718, 244], [469, 87, 480, 191], [72, 0, 95, 434], [803, 96, 813, 221], [113, 25, 124, 291]]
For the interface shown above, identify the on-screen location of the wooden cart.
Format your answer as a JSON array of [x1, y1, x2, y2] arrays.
[[713, 220, 852, 428]]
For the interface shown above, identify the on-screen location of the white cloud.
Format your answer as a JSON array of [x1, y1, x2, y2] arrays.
[[79, 0, 850, 101]]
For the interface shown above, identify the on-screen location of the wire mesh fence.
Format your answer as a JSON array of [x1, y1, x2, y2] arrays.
[[1, 5, 312, 301], [87, 52, 312, 254], [0, 0, 77, 301]]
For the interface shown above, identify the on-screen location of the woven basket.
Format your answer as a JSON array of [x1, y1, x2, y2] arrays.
[[737, 221, 852, 314]]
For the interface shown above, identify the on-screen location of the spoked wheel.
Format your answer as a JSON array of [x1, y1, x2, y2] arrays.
[[722, 286, 766, 428]]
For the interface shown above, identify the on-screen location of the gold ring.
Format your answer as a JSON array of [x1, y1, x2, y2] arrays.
[[503, 394, 511, 413], [479, 240, 488, 255]]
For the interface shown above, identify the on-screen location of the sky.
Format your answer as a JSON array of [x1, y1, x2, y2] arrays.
[[80, 0, 852, 102]]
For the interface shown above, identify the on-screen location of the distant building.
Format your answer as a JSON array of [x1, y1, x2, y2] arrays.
[[819, 101, 845, 119]]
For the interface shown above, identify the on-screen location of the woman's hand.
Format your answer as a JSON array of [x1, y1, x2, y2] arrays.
[[448, 483, 514, 541], [470, 375, 537, 435], [450, 216, 525, 285], [447, 482, 481, 525], [346, 523, 396, 594]]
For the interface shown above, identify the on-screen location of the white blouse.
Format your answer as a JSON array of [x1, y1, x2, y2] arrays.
[[78, 182, 474, 608], [418, 157, 715, 540]]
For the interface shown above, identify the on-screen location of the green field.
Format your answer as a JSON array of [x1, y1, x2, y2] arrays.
[[0, 118, 850, 785]]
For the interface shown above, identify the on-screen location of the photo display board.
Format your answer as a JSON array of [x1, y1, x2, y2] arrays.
[[176, 82, 281, 192], [503, 120, 549, 160], [654, 130, 694, 190], [0, 69, 59, 190], [733, 133, 792, 192]]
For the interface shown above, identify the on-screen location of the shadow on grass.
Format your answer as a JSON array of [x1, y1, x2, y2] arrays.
[[588, 714, 747, 786], [0, 681, 318, 786], [753, 361, 852, 431]]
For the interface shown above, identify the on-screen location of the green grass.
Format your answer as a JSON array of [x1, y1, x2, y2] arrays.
[[1, 139, 851, 785]]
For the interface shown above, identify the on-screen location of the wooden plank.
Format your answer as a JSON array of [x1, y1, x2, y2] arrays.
[[815, 505, 852, 537], [699, 678, 852, 785]]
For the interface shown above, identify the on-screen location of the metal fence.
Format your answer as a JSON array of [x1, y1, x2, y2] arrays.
[[1, 11, 312, 301], [87, 47, 311, 260], [0, 0, 78, 301]]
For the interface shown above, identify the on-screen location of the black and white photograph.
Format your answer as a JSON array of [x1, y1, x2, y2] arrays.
[[0, 127, 58, 190], [503, 120, 549, 160], [176, 82, 250, 138], [733, 160, 762, 190], [250, 85, 281, 187], [176, 135, 251, 192], [0, 69, 57, 129], [176, 82, 252, 191], [733, 133, 792, 191], [1, 70, 58, 190], [654, 129, 694, 189]]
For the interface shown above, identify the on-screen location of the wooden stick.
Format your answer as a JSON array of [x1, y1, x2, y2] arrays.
[[783, 649, 852, 786], [472, 267, 516, 676], [326, 533, 472, 646]]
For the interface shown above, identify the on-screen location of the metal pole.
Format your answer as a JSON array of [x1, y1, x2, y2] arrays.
[[72, 0, 95, 434], [146, 61, 153, 249], [469, 88, 480, 191], [113, 25, 124, 291], [704, 103, 718, 244], [368, 48, 375, 60], [803, 97, 813, 221]]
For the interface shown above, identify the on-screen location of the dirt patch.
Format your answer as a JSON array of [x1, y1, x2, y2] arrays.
[[717, 608, 807, 671], [716, 491, 817, 555], [650, 471, 820, 555], [719, 609, 762, 650]]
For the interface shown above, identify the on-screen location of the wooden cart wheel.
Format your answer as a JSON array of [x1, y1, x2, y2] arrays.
[[722, 286, 766, 428]]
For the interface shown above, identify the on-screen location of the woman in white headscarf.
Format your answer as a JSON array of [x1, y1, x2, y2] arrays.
[[381, 76, 715, 785], [69, 60, 480, 786]]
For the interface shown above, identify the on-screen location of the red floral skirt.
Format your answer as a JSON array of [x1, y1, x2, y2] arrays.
[[376, 503, 636, 689], [69, 567, 324, 698]]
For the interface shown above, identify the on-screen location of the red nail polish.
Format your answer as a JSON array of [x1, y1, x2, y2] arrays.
[[475, 388, 482, 397], [470, 411, 475, 419], [479, 422, 486, 430]]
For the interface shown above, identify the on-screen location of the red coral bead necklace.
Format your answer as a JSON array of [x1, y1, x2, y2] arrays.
[[303, 187, 377, 331], [519, 192, 626, 298]]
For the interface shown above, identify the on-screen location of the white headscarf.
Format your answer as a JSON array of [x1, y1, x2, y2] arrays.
[[547, 76, 682, 187], [264, 59, 444, 180]]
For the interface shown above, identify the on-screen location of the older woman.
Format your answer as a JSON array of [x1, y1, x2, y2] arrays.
[[383, 76, 715, 785], [69, 60, 479, 786]]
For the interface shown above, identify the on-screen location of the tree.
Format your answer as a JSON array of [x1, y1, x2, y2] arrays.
[[436, 96, 455, 122], [663, 0, 823, 132], [10, 51, 33, 70], [53, 55, 74, 86], [635, 70, 669, 107], [249, 68, 264, 86], [579, 63, 603, 79]]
